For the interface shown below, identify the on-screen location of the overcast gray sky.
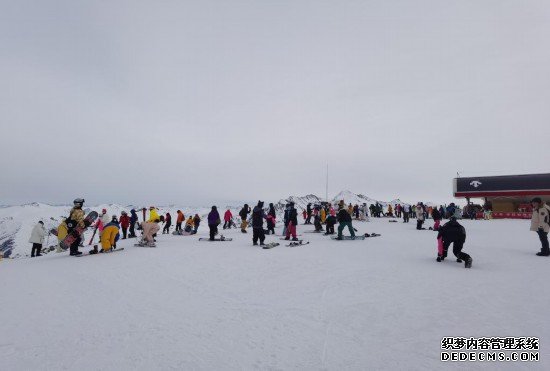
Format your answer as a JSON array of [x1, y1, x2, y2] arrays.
[[1, 0, 549, 206]]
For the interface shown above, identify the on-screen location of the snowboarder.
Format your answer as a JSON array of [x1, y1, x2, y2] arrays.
[[119, 211, 130, 239], [336, 204, 355, 240], [66, 198, 86, 256], [175, 210, 184, 232], [208, 206, 221, 241], [431, 207, 442, 230], [530, 197, 550, 256], [239, 204, 251, 233], [313, 206, 324, 232], [193, 214, 201, 234], [148, 206, 160, 222], [56, 220, 68, 252], [223, 209, 233, 229], [29, 221, 46, 257], [129, 209, 138, 238], [140, 220, 160, 247], [305, 203, 313, 224], [92, 219, 120, 253], [163, 212, 172, 234], [437, 217, 472, 268], [252, 201, 267, 245], [416, 203, 425, 230], [184, 216, 194, 233], [284, 202, 299, 241], [324, 213, 336, 235], [266, 203, 276, 235], [403, 205, 410, 223]]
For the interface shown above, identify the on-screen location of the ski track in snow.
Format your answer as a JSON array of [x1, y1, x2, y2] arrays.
[[1, 218, 549, 370]]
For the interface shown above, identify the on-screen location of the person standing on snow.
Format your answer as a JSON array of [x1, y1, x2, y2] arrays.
[[129, 209, 139, 238], [192, 214, 201, 234], [437, 216, 472, 268], [163, 212, 172, 234], [239, 204, 251, 233], [119, 211, 130, 239], [305, 203, 313, 224], [403, 205, 410, 223], [223, 209, 233, 229], [208, 206, 221, 240], [284, 202, 299, 241], [324, 213, 336, 235], [416, 203, 425, 230], [266, 203, 276, 235], [530, 197, 550, 256], [336, 204, 355, 240], [148, 206, 160, 222], [95, 208, 110, 239], [252, 201, 267, 245], [66, 198, 86, 256], [175, 210, 184, 233], [29, 221, 47, 257], [431, 207, 442, 231]]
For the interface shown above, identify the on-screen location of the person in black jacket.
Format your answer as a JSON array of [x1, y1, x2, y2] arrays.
[[284, 202, 299, 241], [266, 203, 276, 235], [431, 207, 442, 230], [252, 201, 267, 245], [305, 203, 313, 224], [239, 204, 251, 233], [336, 205, 355, 240], [129, 209, 139, 238], [437, 217, 472, 268], [324, 214, 336, 235]]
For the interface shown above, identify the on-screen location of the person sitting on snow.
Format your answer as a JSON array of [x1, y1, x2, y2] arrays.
[[184, 216, 194, 233]]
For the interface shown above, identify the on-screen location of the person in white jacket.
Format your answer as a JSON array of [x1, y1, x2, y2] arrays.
[[530, 197, 550, 256], [29, 221, 47, 257]]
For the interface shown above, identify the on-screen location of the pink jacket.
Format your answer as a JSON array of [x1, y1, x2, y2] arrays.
[[224, 210, 233, 222]]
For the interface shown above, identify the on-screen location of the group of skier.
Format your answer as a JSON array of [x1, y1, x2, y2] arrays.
[[27, 196, 550, 268]]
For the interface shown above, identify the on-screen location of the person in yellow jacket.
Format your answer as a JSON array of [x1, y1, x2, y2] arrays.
[[184, 216, 194, 233], [56, 220, 68, 253], [99, 221, 120, 252], [148, 206, 160, 222], [320, 207, 327, 224]]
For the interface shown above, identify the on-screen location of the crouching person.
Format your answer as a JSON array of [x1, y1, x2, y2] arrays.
[[138, 220, 160, 247], [437, 216, 472, 268]]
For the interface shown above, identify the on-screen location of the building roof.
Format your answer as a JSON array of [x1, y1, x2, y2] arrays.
[[453, 173, 550, 198]]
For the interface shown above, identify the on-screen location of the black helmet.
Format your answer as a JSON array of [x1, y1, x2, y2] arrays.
[[73, 198, 85, 207]]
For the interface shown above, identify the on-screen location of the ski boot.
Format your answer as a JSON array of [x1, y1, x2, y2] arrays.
[[436, 255, 443, 262], [292, 237, 299, 241], [465, 257, 473, 268], [456, 259, 463, 263]]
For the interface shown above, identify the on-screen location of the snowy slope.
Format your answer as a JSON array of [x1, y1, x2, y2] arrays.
[[1, 218, 548, 370]]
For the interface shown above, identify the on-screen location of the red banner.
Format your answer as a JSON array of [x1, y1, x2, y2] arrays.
[[491, 212, 531, 219]]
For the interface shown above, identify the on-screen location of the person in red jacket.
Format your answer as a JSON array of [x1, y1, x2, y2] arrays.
[[119, 211, 130, 239], [223, 209, 233, 229], [163, 212, 172, 234]]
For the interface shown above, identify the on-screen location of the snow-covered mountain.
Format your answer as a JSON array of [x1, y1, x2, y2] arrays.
[[0, 191, 441, 258]]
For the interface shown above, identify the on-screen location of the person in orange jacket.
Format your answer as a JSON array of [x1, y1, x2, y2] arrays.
[[175, 210, 185, 232]]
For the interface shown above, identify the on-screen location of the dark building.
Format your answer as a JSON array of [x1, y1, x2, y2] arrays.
[[453, 173, 550, 219]]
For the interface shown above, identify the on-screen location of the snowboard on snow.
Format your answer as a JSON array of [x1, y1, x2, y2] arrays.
[[173, 230, 194, 236], [364, 233, 381, 238], [303, 230, 324, 234], [74, 247, 125, 257], [59, 211, 98, 251], [330, 235, 366, 240], [262, 242, 280, 249], [286, 241, 309, 247], [198, 237, 233, 242]]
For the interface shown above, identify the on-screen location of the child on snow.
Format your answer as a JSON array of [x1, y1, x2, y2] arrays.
[[436, 217, 472, 268]]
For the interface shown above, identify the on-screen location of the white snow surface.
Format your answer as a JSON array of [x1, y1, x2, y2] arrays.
[[1, 218, 548, 370]]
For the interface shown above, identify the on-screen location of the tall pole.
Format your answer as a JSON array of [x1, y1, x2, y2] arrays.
[[326, 164, 329, 202]]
